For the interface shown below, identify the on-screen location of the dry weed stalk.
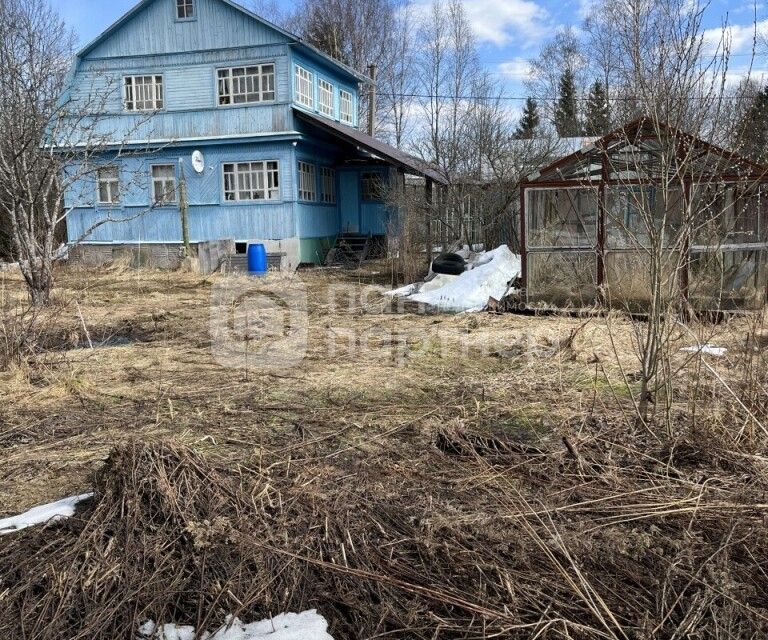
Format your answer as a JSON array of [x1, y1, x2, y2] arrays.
[[1, 428, 767, 639]]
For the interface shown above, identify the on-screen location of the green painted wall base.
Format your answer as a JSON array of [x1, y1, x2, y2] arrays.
[[299, 235, 337, 264]]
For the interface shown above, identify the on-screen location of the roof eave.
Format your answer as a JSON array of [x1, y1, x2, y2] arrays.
[[294, 109, 447, 184]]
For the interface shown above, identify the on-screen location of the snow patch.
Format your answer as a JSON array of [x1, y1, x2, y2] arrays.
[[0, 493, 93, 536], [681, 344, 727, 357], [137, 611, 334, 640], [386, 245, 521, 313]]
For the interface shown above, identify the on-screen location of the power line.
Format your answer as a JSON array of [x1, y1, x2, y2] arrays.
[[382, 92, 763, 102]]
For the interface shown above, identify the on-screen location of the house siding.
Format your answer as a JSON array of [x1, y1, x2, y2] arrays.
[[62, 0, 407, 267], [294, 142, 343, 239], [66, 141, 297, 243], [70, 47, 294, 142], [83, 0, 292, 59]]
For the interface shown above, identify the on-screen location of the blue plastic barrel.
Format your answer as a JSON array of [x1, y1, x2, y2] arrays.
[[247, 243, 268, 275]]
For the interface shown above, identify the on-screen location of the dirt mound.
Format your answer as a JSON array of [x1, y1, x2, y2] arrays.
[[1, 436, 767, 639]]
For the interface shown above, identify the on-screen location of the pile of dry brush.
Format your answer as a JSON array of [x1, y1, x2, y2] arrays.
[[1, 426, 767, 639]]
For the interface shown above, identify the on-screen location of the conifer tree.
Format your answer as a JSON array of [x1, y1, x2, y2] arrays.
[[515, 97, 540, 139], [584, 80, 610, 136], [553, 69, 581, 137], [738, 86, 768, 164]]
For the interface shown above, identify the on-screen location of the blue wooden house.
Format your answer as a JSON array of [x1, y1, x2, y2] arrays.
[[63, 0, 444, 269]]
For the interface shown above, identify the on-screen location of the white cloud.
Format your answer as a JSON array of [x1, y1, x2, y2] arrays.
[[733, 2, 766, 15], [703, 19, 768, 55], [577, 0, 598, 20], [724, 64, 768, 86], [497, 57, 533, 81], [461, 0, 550, 47], [411, 0, 551, 48]]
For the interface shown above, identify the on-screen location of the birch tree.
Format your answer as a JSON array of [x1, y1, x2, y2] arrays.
[[0, 0, 161, 305], [0, 0, 75, 305]]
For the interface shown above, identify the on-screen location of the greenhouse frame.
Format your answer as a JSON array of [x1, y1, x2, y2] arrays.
[[520, 119, 768, 312]]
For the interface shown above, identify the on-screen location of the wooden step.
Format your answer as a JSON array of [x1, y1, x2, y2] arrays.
[[325, 233, 372, 268]]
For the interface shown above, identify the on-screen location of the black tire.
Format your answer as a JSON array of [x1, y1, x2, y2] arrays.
[[432, 253, 466, 275]]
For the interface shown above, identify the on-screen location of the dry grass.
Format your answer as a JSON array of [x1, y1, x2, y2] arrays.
[[0, 262, 638, 511], [0, 261, 767, 638]]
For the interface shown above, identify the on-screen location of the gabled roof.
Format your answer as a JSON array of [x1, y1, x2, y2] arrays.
[[295, 109, 448, 185], [77, 0, 371, 85], [528, 118, 768, 183]]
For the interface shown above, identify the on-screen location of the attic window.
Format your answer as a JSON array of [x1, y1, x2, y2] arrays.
[[176, 0, 194, 19]]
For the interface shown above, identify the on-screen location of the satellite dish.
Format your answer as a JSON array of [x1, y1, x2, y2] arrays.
[[191, 150, 205, 174]]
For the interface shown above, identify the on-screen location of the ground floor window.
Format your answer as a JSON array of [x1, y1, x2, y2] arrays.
[[298, 161, 316, 201], [223, 161, 280, 202], [321, 167, 336, 204], [97, 166, 120, 205], [151, 165, 177, 205]]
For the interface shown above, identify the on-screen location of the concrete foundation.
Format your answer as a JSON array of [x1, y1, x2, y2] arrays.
[[70, 237, 304, 272]]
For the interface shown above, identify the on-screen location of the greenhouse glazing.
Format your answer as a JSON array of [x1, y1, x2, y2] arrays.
[[520, 119, 768, 311]]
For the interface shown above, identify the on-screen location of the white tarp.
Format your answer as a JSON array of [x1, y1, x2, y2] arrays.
[[386, 245, 521, 313]]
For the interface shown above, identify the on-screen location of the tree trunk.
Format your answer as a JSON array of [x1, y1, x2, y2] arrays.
[[23, 257, 53, 307]]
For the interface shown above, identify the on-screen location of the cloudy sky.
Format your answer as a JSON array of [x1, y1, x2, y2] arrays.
[[59, 0, 768, 104]]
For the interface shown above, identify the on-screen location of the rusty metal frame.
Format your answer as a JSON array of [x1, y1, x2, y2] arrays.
[[519, 121, 768, 310]]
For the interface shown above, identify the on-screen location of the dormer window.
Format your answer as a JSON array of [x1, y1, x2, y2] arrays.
[[295, 66, 314, 109], [339, 90, 353, 125], [176, 0, 194, 20], [318, 79, 334, 117]]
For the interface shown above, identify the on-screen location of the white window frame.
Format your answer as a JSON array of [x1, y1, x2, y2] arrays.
[[217, 64, 275, 106], [295, 65, 314, 109], [320, 167, 336, 204], [151, 165, 177, 206], [339, 90, 353, 125], [124, 75, 164, 112], [97, 166, 120, 205], [298, 161, 316, 202], [318, 79, 334, 117], [176, 0, 195, 19], [222, 161, 280, 202]]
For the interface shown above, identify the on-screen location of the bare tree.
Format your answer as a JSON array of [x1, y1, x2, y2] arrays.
[[379, 2, 418, 148], [0, 0, 76, 305], [249, 0, 297, 30], [410, 0, 495, 248], [0, 0, 163, 305], [587, 0, 760, 428]]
